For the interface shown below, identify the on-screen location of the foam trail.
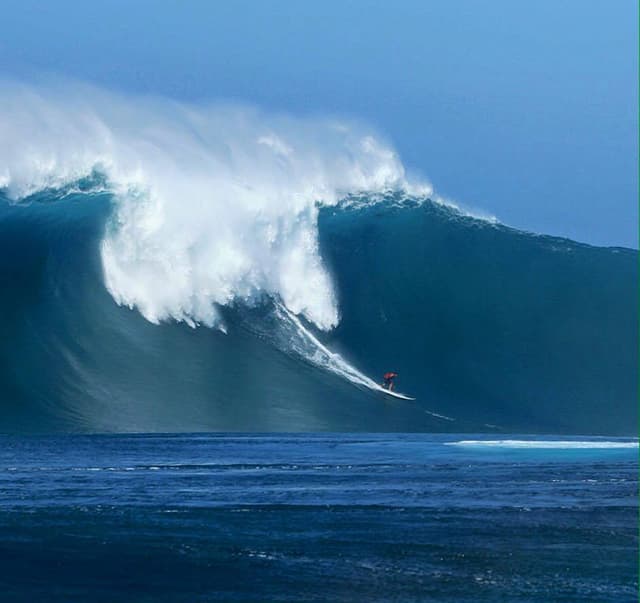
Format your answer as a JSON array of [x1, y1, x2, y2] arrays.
[[276, 304, 455, 421], [446, 440, 638, 449]]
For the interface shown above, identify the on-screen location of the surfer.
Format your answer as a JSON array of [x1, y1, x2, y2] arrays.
[[382, 372, 398, 391]]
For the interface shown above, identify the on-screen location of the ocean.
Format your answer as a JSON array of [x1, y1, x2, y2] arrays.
[[0, 85, 637, 601], [0, 433, 636, 602]]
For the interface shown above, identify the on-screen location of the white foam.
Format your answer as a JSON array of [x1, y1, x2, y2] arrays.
[[0, 80, 430, 331], [446, 440, 638, 449], [276, 304, 454, 420]]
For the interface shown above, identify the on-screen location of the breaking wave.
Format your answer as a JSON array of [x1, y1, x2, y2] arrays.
[[0, 82, 635, 434]]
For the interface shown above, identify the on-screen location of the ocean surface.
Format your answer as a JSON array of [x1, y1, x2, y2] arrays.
[[1, 87, 637, 600], [0, 433, 637, 602]]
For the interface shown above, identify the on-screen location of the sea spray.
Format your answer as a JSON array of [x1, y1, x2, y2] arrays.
[[0, 81, 430, 330]]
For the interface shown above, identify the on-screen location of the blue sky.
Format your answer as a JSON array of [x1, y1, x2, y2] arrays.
[[1, 0, 637, 247]]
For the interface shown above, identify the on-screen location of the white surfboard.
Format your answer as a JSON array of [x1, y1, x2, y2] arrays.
[[380, 387, 415, 401]]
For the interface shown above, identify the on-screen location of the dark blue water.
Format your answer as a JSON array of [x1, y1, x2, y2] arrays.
[[0, 433, 636, 601]]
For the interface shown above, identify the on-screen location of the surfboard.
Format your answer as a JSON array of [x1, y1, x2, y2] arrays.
[[380, 388, 415, 401]]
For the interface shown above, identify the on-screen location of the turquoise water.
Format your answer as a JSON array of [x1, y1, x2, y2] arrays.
[[1, 433, 636, 601]]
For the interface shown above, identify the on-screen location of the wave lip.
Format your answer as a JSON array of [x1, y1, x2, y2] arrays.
[[446, 439, 638, 449], [0, 80, 432, 332]]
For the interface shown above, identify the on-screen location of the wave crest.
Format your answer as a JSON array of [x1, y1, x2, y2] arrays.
[[0, 81, 430, 330]]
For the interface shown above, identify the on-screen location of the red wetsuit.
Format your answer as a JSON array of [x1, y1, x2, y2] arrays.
[[383, 372, 398, 389]]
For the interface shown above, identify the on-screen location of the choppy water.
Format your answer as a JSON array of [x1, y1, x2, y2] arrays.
[[0, 433, 636, 602]]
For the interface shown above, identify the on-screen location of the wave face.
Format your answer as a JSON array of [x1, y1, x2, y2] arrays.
[[0, 85, 636, 434]]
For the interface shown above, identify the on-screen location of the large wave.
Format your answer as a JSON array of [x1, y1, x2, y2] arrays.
[[0, 81, 429, 331], [0, 83, 635, 434]]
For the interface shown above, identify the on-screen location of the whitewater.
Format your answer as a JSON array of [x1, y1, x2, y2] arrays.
[[0, 81, 428, 330]]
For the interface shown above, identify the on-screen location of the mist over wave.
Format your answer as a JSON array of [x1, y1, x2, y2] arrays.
[[0, 81, 428, 331], [0, 82, 635, 435]]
